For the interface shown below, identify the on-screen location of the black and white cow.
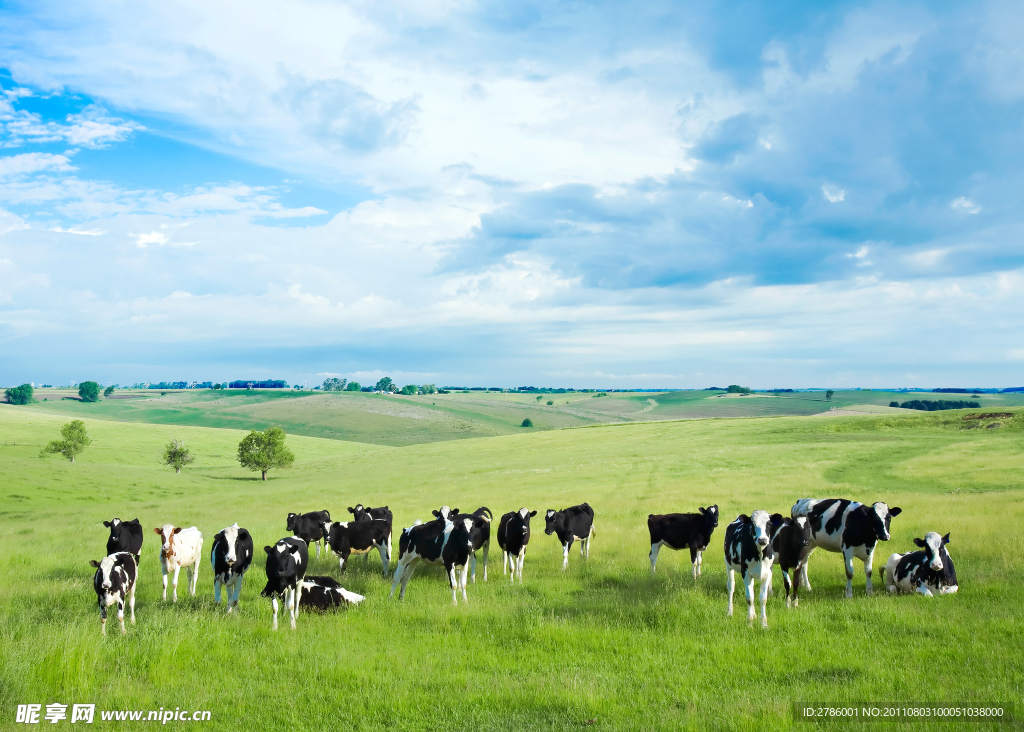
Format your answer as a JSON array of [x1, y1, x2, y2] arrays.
[[210, 523, 254, 614], [497, 508, 536, 583], [770, 516, 812, 607], [791, 498, 902, 597], [544, 503, 595, 570], [724, 511, 783, 628], [882, 532, 958, 597], [389, 515, 476, 605], [647, 505, 720, 577], [348, 504, 394, 564], [299, 575, 366, 610], [104, 518, 144, 566], [286, 510, 332, 559], [323, 519, 392, 577], [458, 507, 493, 582], [261, 537, 309, 630], [90, 552, 137, 636]]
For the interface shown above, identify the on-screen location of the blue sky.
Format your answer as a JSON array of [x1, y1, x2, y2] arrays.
[[1, 0, 1022, 389]]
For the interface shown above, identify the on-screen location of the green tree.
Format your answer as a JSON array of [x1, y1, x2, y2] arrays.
[[375, 377, 395, 393], [237, 427, 295, 480], [103, 385, 116, 397], [163, 438, 195, 474], [400, 384, 418, 395], [889, 401, 899, 408], [825, 390, 834, 401], [78, 381, 100, 402], [521, 418, 534, 427], [4, 383, 33, 405], [421, 383, 437, 394], [345, 381, 362, 391], [727, 384, 751, 394], [546, 400, 554, 405], [40, 419, 91, 462], [322, 377, 347, 392]]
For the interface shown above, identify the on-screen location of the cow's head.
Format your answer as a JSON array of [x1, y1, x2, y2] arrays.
[[544, 509, 560, 534], [104, 518, 123, 542], [90, 556, 122, 593], [792, 516, 812, 548], [913, 532, 949, 572], [154, 524, 181, 559], [432, 506, 457, 521], [871, 502, 902, 541], [749, 510, 780, 556], [699, 505, 720, 528], [286, 513, 298, 532], [265, 541, 300, 579], [220, 523, 247, 566], [348, 505, 365, 519], [518, 508, 537, 532]]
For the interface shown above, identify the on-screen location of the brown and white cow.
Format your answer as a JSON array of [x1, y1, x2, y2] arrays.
[[154, 524, 204, 602]]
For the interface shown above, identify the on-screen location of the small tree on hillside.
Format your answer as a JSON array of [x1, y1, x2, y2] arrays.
[[521, 418, 533, 427], [5, 383, 33, 404], [79, 381, 100, 402], [163, 438, 195, 474], [103, 385, 116, 397], [400, 384, 418, 395], [322, 377, 347, 392], [889, 401, 899, 407], [237, 427, 295, 480], [375, 377, 395, 393], [825, 390, 834, 401], [345, 381, 362, 391], [40, 419, 91, 462]]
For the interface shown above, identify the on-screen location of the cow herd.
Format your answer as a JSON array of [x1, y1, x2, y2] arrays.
[[88, 497, 956, 634]]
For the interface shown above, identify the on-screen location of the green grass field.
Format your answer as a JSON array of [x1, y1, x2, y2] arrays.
[[0, 404, 1021, 730]]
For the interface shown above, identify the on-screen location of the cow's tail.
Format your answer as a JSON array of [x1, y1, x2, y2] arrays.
[[480, 507, 493, 522]]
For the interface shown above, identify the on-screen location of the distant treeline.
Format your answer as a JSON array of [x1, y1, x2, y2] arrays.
[[228, 380, 287, 389], [897, 399, 981, 411]]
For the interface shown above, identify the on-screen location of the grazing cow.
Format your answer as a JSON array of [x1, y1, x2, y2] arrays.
[[791, 498, 902, 597], [647, 505, 720, 577], [724, 511, 783, 628], [882, 532, 958, 597], [90, 552, 137, 636], [457, 507, 493, 582], [153, 525, 203, 602], [347, 504, 394, 566], [389, 515, 476, 605], [299, 575, 366, 610], [104, 518, 144, 566], [210, 523, 254, 614], [544, 503, 595, 570], [261, 537, 309, 630], [497, 508, 536, 583], [286, 510, 331, 559], [771, 516, 812, 607], [323, 519, 392, 577]]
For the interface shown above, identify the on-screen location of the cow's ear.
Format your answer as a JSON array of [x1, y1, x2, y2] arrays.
[[913, 537, 926, 547], [889, 507, 902, 516], [238, 529, 250, 540], [264, 546, 273, 554], [942, 533, 950, 545], [348, 507, 355, 514], [173, 527, 182, 534], [103, 521, 112, 527], [737, 514, 750, 524], [153, 527, 163, 535], [431, 510, 440, 517], [452, 508, 459, 515], [698, 507, 706, 513], [89, 560, 101, 568], [529, 510, 537, 517]]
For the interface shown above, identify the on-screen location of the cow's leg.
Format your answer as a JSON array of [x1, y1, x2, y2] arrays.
[[377, 543, 389, 579], [191, 561, 200, 596], [129, 582, 137, 624], [744, 571, 756, 626], [339, 553, 348, 573], [842, 547, 855, 599], [800, 549, 814, 591], [562, 541, 570, 570], [483, 540, 489, 582], [99, 598, 107, 636], [782, 569, 793, 607], [916, 581, 934, 598], [689, 546, 699, 578], [117, 598, 126, 635], [585, 532, 591, 558], [863, 547, 875, 596], [214, 576, 223, 608], [447, 565, 459, 606], [758, 572, 770, 629], [726, 567, 735, 617], [313, 540, 319, 559], [288, 587, 297, 630], [271, 595, 279, 631], [517, 549, 525, 582], [389, 561, 405, 598], [503, 548, 509, 575], [172, 565, 182, 602], [161, 566, 168, 602], [470, 552, 477, 584], [650, 542, 662, 574], [231, 575, 244, 613], [459, 564, 469, 603]]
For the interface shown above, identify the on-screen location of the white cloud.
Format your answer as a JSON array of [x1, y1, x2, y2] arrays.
[[950, 196, 981, 214], [0, 152, 75, 177], [822, 184, 846, 203]]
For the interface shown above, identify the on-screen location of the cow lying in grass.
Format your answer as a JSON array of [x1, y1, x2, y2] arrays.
[[882, 532, 958, 597], [90, 552, 137, 636], [299, 575, 365, 610]]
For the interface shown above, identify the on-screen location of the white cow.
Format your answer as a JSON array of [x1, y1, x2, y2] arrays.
[[154, 524, 204, 602]]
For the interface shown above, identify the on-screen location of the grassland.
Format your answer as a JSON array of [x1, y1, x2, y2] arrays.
[[22, 388, 1024, 446], [0, 405, 1022, 730]]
